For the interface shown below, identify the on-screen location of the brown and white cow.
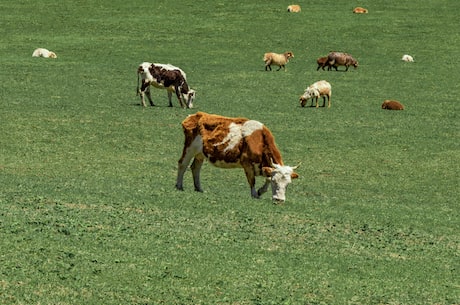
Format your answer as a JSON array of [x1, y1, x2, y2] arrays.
[[137, 62, 196, 108], [175, 112, 300, 203]]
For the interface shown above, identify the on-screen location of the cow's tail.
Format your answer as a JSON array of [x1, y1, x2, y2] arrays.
[[136, 71, 140, 96]]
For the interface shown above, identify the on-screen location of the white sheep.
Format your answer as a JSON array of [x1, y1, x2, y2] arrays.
[[402, 54, 414, 62], [32, 48, 57, 58], [263, 51, 294, 71], [287, 5, 301, 12], [299, 80, 332, 108]]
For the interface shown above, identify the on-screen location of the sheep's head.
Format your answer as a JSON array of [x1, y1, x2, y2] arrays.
[[299, 91, 311, 107], [285, 51, 294, 59]]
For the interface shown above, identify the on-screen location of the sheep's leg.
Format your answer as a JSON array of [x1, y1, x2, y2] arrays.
[[345, 65, 349, 72], [315, 97, 319, 108], [265, 64, 272, 71], [322, 96, 326, 107], [328, 95, 331, 108]]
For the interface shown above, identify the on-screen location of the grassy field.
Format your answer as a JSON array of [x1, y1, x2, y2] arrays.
[[0, 0, 459, 304]]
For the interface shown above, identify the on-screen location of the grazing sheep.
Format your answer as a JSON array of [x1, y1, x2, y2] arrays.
[[327, 51, 358, 71], [402, 54, 414, 62], [382, 100, 404, 110], [32, 48, 57, 58], [316, 56, 330, 71], [300, 80, 332, 108], [263, 51, 294, 71], [287, 5, 301, 12], [353, 7, 368, 14]]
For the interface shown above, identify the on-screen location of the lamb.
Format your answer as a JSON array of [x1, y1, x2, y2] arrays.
[[300, 80, 332, 108], [287, 5, 301, 12], [353, 7, 368, 14], [382, 100, 404, 110], [263, 51, 294, 71], [402, 54, 414, 62], [316, 56, 330, 71], [32, 48, 57, 58]]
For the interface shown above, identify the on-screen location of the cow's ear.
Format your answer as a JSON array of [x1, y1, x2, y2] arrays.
[[262, 167, 274, 176], [291, 173, 299, 179]]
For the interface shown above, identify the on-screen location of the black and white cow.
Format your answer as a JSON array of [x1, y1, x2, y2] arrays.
[[137, 62, 196, 108]]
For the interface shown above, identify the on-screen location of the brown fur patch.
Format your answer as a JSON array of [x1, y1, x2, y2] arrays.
[[181, 112, 283, 167]]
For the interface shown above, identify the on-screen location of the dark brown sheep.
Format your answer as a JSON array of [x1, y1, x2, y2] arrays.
[[381, 100, 404, 110]]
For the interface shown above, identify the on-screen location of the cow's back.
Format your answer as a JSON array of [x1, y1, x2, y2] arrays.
[[182, 112, 283, 167]]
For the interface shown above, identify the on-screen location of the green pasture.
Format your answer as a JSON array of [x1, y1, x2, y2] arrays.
[[0, 0, 458, 304]]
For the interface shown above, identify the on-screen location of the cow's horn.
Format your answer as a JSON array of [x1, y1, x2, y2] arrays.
[[292, 162, 301, 170]]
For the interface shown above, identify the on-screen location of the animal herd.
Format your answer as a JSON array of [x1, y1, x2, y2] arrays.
[[31, 4, 414, 203]]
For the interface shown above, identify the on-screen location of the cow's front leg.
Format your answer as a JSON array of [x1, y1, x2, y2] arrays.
[[190, 157, 204, 192], [144, 86, 155, 106], [174, 86, 185, 108], [244, 166, 259, 198], [257, 178, 271, 197]]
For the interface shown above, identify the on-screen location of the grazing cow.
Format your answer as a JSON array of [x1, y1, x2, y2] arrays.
[[300, 80, 332, 108], [316, 56, 330, 71], [327, 51, 358, 71], [137, 62, 196, 108], [382, 100, 404, 110], [287, 5, 301, 12], [263, 51, 294, 71], [353, 7, 368, 14], [175, 112, 300, 203], [32, 48, 57, 58], [401, 54, 414, 62]]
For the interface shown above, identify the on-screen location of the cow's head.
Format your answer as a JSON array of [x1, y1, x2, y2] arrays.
[[263, 163, 299, 203], [186, 89, 196, 108]]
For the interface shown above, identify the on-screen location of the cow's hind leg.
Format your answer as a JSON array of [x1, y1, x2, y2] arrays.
[[191, 157, 204, 192], [176, 137, 203, 191], [176, 151, 194, 191]]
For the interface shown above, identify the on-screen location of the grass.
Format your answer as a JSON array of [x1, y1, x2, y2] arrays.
[[0, 0, 459, 304]]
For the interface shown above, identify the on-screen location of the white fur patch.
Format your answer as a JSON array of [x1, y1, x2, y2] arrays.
[[215, 120, 263, 152], [139, 62, 154, 82]]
